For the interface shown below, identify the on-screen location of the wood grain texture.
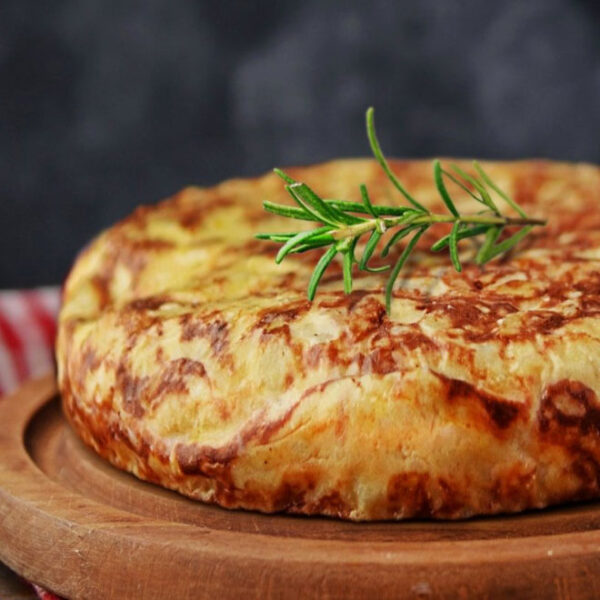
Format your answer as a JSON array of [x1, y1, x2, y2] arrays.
[[2, 376, 600, 599]]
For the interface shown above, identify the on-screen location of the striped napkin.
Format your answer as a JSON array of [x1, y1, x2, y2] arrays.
[[0, 287, 59, 396], [0, 287, 61, 599]]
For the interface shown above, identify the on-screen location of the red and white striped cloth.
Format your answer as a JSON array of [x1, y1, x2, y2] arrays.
[[0, 287, 60, 396], [0, 286, 62, 600]]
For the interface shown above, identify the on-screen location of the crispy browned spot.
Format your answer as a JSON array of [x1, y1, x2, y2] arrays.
[[180, 314, 229, 354], [127, 295, 170, 311], [490, 463, 536, 508], [334, 399, 348, 439], [284, 372, 295, 388], [385, 472, 470, 519], [317, 290, 374, 312], [90, 274, 111, 310], [417, 297, 518, 342], [174, 196, 236, 229], [524, 311, 567, 334], [539, 380, 600, 498], [81, 345, 101, 372], [305, 490, 351, 518], [271, 469, 318, 511], [434, 372, 524, 432], [259, 323, 292, 344], [254, 300, 312, 329], [539, 380, 600, 438], [575, 271, 600, 295], [399, 330, 437, 351], [348, 296, 387, 342], [175, 399, 302, 477], [253, 300, 311, 348], [118, 238, 175, 283], [304, 339, 355, 372], [116, 363, 148, 418], [175, 443, 238, 476], [387, 472, 432, 517], [155, 358, 207, 397], [305, 344, 323, 368], [363, 347, 397, 375]]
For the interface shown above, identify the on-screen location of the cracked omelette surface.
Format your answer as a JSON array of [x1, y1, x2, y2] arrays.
[[57, 159, 600, 520]]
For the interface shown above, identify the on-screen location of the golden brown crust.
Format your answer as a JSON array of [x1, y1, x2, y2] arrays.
[[57, 158, 600, 520]]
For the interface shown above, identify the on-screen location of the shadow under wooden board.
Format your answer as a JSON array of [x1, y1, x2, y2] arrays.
[[1, 376, 600, 599]]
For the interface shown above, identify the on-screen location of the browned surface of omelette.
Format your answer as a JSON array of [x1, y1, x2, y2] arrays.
[[57, 159, 600, 520]]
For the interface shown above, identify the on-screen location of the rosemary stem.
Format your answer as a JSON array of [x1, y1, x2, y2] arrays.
[[330, 214, 546, 241], [259, 109, 549, 313]]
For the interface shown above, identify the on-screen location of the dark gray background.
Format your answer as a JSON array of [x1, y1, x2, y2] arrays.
[[1, 0, 599, 287]]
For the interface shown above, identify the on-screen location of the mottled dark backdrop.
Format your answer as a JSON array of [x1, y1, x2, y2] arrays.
[[1, 0, 599, 287]]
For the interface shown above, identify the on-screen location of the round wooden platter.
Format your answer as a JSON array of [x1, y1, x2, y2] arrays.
[[2, 378, 600, 599]]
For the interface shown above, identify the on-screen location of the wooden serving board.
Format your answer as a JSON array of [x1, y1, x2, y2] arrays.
[[2, 377, 600, 599]]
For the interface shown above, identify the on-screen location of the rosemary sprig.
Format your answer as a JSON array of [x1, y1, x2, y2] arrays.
[[257, 107, 547, 313]]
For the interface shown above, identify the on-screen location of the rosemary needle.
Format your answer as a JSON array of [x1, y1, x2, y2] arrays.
[[257, 108, 547, 313]]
